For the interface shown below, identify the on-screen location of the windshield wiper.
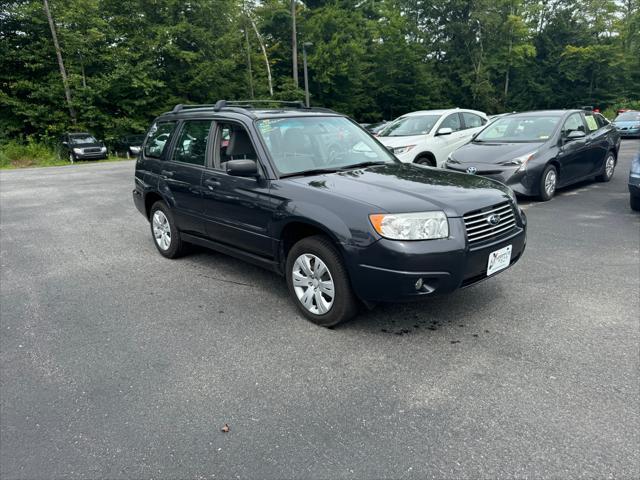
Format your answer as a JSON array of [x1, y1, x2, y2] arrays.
[[339, 161, 387, 170], [280, 168, 342, 178]]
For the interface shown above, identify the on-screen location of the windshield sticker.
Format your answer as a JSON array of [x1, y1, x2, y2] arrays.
[[585, 115, 598, 131]]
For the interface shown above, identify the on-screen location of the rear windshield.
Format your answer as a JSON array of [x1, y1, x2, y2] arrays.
[[377, 115, 440, 137], [615, 112, 640, 122], [474, 116, 560, 143], [256, 116, 395, 175]]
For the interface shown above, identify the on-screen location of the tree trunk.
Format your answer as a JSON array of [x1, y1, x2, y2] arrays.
[[248, 14, 273, 96], [43, 0, 76, 123], [244, 27, 254, 99], [291, 0, 298, 88]]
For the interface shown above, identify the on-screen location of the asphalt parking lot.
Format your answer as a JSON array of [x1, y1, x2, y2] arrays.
[[1, 140, 639, 479]]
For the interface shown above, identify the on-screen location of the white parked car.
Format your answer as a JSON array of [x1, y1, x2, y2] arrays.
[[377, 109, 488, 167]]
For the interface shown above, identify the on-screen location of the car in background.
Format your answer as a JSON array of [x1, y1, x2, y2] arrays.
[[113, 134, 145, 158], [61, 132, 107, 163], [612, 111, 640, 138], [364, 121, 389, 135], [629, 153, 640, 211], [445, 110, 621, 201], [487, 112, 515, 124], [377, 108, 488, 167]]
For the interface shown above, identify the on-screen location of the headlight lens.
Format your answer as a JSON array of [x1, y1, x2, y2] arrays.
[[500, 151, 536, 172], [392, 145, 416, 155], [369, 211, 449, 240], [130, 146, 140, 154], [100, 146, 107, 152], [73, 148, 82, 154]]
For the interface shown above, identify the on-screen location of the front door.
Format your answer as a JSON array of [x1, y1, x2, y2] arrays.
[[433, 112, 466, 164], [201, 122, 274, 258], [558, 112, 591, 183]]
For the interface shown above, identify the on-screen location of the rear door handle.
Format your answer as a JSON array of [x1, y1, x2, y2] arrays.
[[160, 170, 174, 178]]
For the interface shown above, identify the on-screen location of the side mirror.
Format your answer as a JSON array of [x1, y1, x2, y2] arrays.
[[436, 127, 453, 136], [225, 159, 258, 177], [566, 130, 586, 141]]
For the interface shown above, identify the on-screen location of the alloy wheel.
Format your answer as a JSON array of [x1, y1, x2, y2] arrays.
[[152, 210, 171, 250], [291, 253, 335, 315], [545, 170, 557, 197], [605, 155, 615, 178]]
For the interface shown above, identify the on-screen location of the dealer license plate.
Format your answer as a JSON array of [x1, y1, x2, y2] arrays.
[[487, 245, 512, 276]]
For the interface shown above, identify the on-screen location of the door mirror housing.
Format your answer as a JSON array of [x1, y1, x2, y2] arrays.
[[436, 127, 453, 136], [225, 159, 258, 177], [565, 130, 586, 141]]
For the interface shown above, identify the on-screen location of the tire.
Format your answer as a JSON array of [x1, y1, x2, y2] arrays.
[[631, 195, 640, 212], [149, 201, 187, 258], [596, 152, 616, 182], [538, 164, 557, 201], [414, 155, 435, 167], [68, 152, 75, 163], [285, 235, 358, 327]]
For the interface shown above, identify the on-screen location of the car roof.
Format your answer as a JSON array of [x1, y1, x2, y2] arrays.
[[159, 101, 342, 121], [402, 108, 485, 117], [508, 110, 583, 117]]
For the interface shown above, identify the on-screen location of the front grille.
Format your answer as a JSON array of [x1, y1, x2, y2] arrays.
[[463, 201, 517, 244], [84, 147, 101, 153]]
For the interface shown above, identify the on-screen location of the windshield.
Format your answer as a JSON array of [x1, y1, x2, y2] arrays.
[[378, 115, 440, 137], [474, 115, 560, 143], [615, 111, 640, 122], [256, 117, 396, 176], [70, 134, 98, 144]]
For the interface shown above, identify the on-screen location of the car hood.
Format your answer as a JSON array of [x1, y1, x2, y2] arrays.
[[377, 135, 430, 148], [290, 163, 511, 217], [451, 142, 542, 165], [613, 121, 640, 128]]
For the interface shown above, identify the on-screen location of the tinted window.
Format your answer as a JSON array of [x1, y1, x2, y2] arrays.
[[144, 122, 176, 158], [378, 115, 440, 137], [172, 120, 212, 166], [595, 114, 609, 129], [462, 113, 485, 129], [563, 113, 585, 135], [440, 113, 462, 131]]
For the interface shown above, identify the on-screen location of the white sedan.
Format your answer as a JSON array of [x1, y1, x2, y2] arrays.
[[377, 108, 488, 167]]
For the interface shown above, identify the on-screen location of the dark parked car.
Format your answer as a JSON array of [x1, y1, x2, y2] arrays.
[[61, 132, 107, 163], [113, 134, 145, 157], [133, 101, 526, 326], [629, 153, 640, 211], [445, 110, 621, 200], [612, 110, 640, 138]]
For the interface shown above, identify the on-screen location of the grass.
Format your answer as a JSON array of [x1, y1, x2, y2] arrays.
[[0, 140, 131, 169]]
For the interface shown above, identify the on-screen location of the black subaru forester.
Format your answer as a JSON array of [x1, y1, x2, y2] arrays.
[[133, 101, 526, 326]]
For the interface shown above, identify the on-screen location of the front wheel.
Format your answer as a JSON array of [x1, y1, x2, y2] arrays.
[[539, 164, 557, 201], [285, 235, 358, 327], [596, 152, 616, 182], [68, 153, 75, 163], [414, 155, 435, 167]]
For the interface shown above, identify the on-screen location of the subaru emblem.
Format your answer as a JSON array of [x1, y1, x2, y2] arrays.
[[466, 166, 477, 174], [487, 214, 501, 226]]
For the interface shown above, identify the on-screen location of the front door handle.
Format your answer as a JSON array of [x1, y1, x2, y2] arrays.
[[204, 178, 221, 189], [160, 170, 174, 178]]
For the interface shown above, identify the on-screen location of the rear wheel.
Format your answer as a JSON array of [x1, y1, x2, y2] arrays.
[[286, 235, 358, 327], [596, 152, 616, 182], [149, 201, 187, 258], [539, 164, 557, 201]]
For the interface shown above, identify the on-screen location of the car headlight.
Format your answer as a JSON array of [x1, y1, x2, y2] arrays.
[[369, 211, 449, 240], [100, 146, 107, 152], [73, 148, 83, 154], [501, 151, 536, 172], [392, 145, 416, 155]]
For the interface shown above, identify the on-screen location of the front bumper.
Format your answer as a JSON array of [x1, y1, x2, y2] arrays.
[[616, 128, 640, 138], [74, 151, 108, 160], [344, 213, 527, 303], [445, 164, 537, 196]]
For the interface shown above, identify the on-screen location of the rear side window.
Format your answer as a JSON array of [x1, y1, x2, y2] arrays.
[[595, 114, 609, 129], [144, 122, 176, 158], [584, 113, 599, 132], [172, 120, 213, 166], [462, 112, 485, 129]]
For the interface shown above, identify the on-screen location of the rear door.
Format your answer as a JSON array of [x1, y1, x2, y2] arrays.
[[433, 113, 465, 164], [461, 112, 487, 141], [157, 119, 213, 235], [583, 112, 610, 176], [558, 112, 591, 182]]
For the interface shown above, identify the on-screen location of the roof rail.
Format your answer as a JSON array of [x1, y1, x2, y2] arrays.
[[213, 99, 307, 111], [171, 104, 219, 113]]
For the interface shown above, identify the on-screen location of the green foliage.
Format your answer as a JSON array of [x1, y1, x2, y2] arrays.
[[0, 138, 61, 168], [1, 0, 639, 146]]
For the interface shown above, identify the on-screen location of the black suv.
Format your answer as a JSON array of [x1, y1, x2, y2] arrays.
[[133, 101, 527, 326], [61, 132, 108, 162]]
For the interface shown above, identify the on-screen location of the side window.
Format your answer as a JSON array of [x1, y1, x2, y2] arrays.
[[215, 122, 257, 169], [584, 113, 599, 132], [171, 120, 213, 166], [440, 113, 462, 132], [595, 113, 609, 129], [462, 113, 484, 129], [562, 113, 585, 135], [144, 122, 176, 158]]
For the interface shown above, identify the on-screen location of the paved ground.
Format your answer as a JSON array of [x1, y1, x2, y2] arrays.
[[1, 140, 639, 479]]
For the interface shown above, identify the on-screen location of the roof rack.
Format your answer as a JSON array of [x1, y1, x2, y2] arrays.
[[167, 100, 337, 116]]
